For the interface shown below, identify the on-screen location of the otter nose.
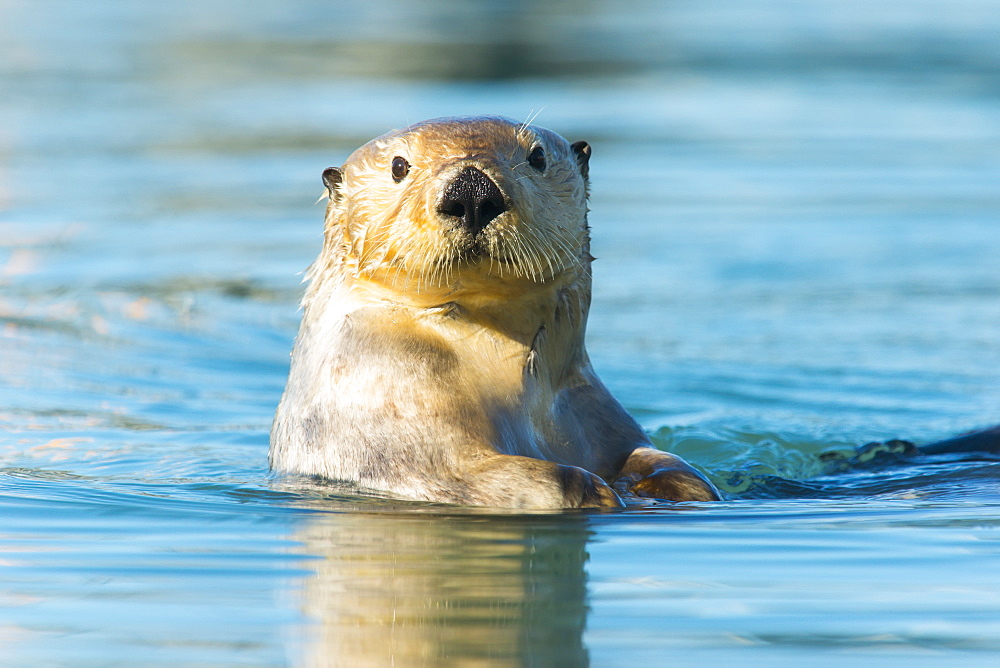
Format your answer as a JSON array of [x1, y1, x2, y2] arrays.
[[437, 167, 507, 235]]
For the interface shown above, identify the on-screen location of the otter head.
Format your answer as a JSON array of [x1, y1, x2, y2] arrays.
[[319, 116, 592, 300]]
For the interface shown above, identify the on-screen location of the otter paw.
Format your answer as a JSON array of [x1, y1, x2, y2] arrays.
[[561, 467, 624, 509], [631, 468, 721, 502]]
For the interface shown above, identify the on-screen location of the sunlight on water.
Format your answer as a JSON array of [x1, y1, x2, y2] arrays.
[[2, 0, 1000, 665]]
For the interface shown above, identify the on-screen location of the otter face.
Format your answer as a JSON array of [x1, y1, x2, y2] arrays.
[[322, 116, 592, 293]]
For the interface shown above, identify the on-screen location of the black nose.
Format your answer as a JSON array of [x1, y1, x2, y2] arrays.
[[437, 167, 507, 235]]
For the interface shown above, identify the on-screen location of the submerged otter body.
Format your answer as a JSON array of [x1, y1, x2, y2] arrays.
[[269, 115, 719, 508]]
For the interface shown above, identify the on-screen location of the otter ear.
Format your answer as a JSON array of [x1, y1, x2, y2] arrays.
[[321, 166, 344, 202], [570, 141, 591, 179]]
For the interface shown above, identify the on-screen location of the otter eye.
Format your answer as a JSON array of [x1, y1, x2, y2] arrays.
[[527, 145, 546, 172], [391, 156, 410, 182]]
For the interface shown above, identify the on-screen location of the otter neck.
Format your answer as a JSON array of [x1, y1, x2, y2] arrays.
[[340, 265, 591, 388]]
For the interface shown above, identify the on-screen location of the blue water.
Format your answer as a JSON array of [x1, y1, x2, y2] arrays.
[[2, 1, 1000, 665]]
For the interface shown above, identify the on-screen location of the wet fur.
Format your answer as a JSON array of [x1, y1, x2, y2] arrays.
[[270, 116, 719, 508]]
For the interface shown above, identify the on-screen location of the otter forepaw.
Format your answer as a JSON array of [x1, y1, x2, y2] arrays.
[[555, 465, 624, 508], [617, 447, 721, 502], [630, 468, 721, 502]]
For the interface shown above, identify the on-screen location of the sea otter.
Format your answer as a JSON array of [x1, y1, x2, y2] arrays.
[[269, 115, 721, 508]]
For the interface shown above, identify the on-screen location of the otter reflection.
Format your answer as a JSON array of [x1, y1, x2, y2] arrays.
[[288, 503, 592, 667]]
